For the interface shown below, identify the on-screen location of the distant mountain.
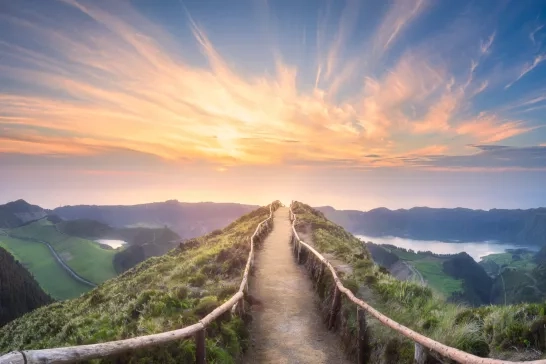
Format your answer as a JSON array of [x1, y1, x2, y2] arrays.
[[0, 200, 47, 228], [317, 206, 546, 245], [0, 246, 52, 326], [53, 200, 259, 239]]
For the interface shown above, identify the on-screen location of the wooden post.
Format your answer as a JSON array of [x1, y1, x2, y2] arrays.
[[328, 287, 342, 330], [357, 307, 370, 364], [414, 342, 430, 364], [195, 328, 206, 364]]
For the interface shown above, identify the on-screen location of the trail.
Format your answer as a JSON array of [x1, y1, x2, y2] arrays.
[[244, 207, 351, 364]]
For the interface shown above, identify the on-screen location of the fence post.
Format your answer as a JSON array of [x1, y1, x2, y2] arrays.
[[357, 307, 370, 364], [328, 286, 342, 330], [414, 342, 432, 364], [195, 328, 206, 364]]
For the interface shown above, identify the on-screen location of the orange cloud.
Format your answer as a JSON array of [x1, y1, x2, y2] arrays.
[[0, 0, 534, 171], [455, 115, 528, 143]]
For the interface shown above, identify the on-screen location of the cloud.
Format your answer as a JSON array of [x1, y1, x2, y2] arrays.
[[505, 53, 546, 89], [455, 115, 528, 143], [373, 0, 427, 55], [409, 145, 546, 171], [0, 0, 539, 172]]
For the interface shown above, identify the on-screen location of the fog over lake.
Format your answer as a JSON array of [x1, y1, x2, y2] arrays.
[[96, 239, 127, 249], [356, 235, 539, 262]]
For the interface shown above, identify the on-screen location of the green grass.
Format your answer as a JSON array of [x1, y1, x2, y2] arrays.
[[0, 236, 91, 300], [481, 252, 536, 272], [412, 259, 463, 296], [10, 220, 117, 284], [292, 201, 546, 362], [380, 245, 463, 297], [0, 203, 280, 363]]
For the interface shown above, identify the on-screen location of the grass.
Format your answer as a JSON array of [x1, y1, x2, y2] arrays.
[[480, 252, 536, 273], [0, 203, 279, 363], [412, 259, 463, 296], [9, 219, 117, 284], [292, 201, 546, 362], [380, 245, 463, 297], [0, 236, 91, 300]]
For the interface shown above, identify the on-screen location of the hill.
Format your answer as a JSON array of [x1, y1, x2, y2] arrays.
[[317, 205, 546, 245], [293, 201, 546, 362], [0, 204, 276, 362], [0, 200, 47, 228], [53, 200, 259, 239], [0, 246, 52, 326]]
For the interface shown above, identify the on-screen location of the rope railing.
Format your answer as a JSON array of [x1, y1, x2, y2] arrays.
[[0, 203, 277, 364], [288, 202, 546, 364]]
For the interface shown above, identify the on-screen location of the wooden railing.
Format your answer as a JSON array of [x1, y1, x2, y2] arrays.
[[0, 203, 278, 364], [288, 202, 546, 364]]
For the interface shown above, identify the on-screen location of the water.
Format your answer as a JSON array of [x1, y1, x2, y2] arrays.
[[96, 239, 127, 249], [356, 235, 539, 262]]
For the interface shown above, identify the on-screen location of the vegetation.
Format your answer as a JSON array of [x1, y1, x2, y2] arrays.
[[293, 201, 546, 362], [0, 246, 52, 326], [9, 219, 117, 284], [413, 260, 462, 296], [480, 250, 536, 276], [0, 203, 277, 363], [0, 236, 91, 300]]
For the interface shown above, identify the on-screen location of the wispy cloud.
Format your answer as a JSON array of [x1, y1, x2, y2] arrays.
[[0, 0, 540, 172], [505, 53, 546, 89]]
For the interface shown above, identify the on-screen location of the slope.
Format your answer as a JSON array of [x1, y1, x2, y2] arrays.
[[0, 246, 52, 326], [0, 203, 276, 363], [294, 201, 546, 362]]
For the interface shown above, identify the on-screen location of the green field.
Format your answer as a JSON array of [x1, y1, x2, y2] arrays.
[[0, 236, 91, 300], [480, 252, 536, 272], [381, 246, 463, 297], [10, 220, 117, 284], [412, 259, 463, 296]]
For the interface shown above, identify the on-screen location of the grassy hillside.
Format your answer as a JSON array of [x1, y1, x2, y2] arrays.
[[0, 246, 53, 326], [293, 201, 546, 362], [0, 203, 277, 363], [10, 219, 117, 284], [0, 236, 91, 300]]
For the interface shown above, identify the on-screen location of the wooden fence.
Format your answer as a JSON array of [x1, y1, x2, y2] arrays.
[[0, 203, 277, 364], [288, 202, 546, 364]]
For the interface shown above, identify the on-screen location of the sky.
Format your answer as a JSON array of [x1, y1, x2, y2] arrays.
[[1, 0, 546, 210]]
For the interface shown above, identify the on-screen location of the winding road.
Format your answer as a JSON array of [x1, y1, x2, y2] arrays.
[[8, 234, 96, 288]]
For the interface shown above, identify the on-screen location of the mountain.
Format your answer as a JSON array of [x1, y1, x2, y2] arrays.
[[53, 200, 259, 238], [0, 200, 47, 228], [0, 247, 52, 326], [317, 205, 546, 245]]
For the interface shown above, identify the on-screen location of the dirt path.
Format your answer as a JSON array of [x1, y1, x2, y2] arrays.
[[244, 207, 351, 364]]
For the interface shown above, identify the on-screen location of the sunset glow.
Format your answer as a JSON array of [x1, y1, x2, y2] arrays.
[[1, 0, 546, 209]]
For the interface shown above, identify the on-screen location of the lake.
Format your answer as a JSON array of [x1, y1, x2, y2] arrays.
[[96, 239, 127, 249], [356, 235, 539, 262]]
